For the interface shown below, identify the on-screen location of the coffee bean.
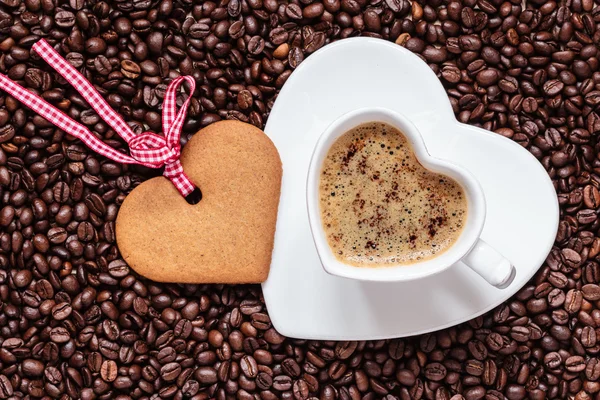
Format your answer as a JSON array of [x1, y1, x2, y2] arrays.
[[288, 47, 304, 69], [85, 38, 107, 55], [256, 372, 273, 389], [504, 385, 526, 400], [160, 362, 181, 381], [510, 326, 530, 342], [424, 363, 447, 381], [51, 302, 72, 320], [586, 358, 600, 380], [304, 3, 324, 18], [100, 360, 117, 382], [99, 339, 119, 359], [549, 271, 568, 288], [283, 357, 302, 378], [240, 355, 258, 378], [464, 359, 484, 377], [292, 379, 309, 399], [181, 380, 199, 397], [442, 65, 461, 83], [543, 79, 565, 96], [55, 10, 75, 27], [396, 369, 416, 386], [0, 206, 14, 227], [195, 367, 218, 385], [468, 339, 487, 360], [107, 259, 129, 278], [581, 326, 596, 347], [52, 181, 70, 203], [565, 355, 586, 372], [544, 352, 562, 369], [49, 327, 70, 343], [237, 90, 253, 110], [248, 36, 265, 55], [388, 339, 405, 360], [565, 289, 583, 313], [476, 69, 499, 86], [0, 375, 13, 398], [335, 341, 357, 359], [120, 60, 141, 79], [44, 367, 62, 386], [0, 125, 15, 144], [385, 0, 405, 12], [273, 375, 293, 391], [286, 3, 303, 19], [21, 359, 44, 377], [303, 32, 326, 53]]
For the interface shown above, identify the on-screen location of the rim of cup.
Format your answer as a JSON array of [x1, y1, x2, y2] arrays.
[[306, 107, 487, 282]]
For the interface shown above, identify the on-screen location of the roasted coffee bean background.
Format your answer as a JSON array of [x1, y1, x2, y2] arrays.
[[1, 0, 600, 399]]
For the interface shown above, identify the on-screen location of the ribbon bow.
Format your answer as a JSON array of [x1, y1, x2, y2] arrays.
[[0, 39, 201, 203]]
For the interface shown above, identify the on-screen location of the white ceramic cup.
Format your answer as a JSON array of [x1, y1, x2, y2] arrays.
[[306, 107, 516, 288]]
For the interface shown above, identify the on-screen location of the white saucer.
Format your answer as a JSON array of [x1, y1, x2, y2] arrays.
[[262, 38, 559, 340]]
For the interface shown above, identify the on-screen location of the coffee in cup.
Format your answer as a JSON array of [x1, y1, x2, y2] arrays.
[[319, 122, 467, 267]]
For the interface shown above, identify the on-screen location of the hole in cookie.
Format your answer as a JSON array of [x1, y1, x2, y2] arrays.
[[185, 187, 203, 205]]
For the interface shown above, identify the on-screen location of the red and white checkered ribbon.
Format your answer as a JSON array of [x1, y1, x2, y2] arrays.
[[0, 39, 200, 202]]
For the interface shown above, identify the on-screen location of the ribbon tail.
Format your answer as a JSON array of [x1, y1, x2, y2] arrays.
[[32, 40, 138, 143], [163, 76, 196, 150], [0, 73, 147, 167]]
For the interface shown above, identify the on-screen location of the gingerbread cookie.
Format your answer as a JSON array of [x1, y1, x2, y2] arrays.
[[116, 120, 283, 283]]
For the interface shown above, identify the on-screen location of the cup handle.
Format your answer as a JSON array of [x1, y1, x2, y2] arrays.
[[462, 239, 516, 289]]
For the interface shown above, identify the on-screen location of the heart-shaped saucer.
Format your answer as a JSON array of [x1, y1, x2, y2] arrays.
[[262, 38, 559, 340], [116, 121, 282, 283]]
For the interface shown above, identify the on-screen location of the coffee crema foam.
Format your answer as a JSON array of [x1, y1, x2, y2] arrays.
[[319, 122, 468, 267]]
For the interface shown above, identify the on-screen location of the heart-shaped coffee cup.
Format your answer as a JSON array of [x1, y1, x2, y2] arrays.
[[307, 108, 515, 288], [116, 121, 282, 283]]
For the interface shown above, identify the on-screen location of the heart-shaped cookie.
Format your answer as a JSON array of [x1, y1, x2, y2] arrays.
[[116, 120, 282, 283]]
